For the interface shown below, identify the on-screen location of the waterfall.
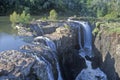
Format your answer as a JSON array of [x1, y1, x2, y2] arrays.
[[41, 56, 55, 80], [68, 19, 92, 57], [32, 54, 54, 80], [75, 56, 107, 80], [78, 26, 82, 49], [34, 36, 63, 80], [68, 19, 107, 80]]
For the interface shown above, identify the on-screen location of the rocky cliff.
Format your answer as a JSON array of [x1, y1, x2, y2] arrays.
[[0, 20, 86, 80], [1, 20, 119, 80], [93, 22, 120, 80]]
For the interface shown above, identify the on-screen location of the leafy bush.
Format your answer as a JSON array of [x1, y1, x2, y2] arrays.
[[48, 9, 57, 20], [40, 17, 47, 21], [10, 11, 31, 25], [104, 11, 118, 20], [64, 24, 70, 29], [19, 11, 31, 23], [10, 11, 19, 24]]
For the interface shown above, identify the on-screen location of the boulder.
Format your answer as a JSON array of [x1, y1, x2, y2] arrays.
[[0, 43, 58, 80]]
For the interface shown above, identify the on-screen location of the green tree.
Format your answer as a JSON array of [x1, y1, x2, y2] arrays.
[[48, 9, 58, 20], [10, 10, 31, 25]]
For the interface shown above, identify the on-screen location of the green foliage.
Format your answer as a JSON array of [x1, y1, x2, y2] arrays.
[[94, 22, 120, 35], [1, 0, 120, 19], [92, 27, 99, 36], [10, 10, 31, 24], [92, 22, 100, 36], [64, 24, 70, 29], [107, 27, 120, 34], [10, 11, 19, 24], [19, 11, 31, 23], [48, 9, 58, 20], [40, 17, 47, 21], [104, 12, 118, 20]]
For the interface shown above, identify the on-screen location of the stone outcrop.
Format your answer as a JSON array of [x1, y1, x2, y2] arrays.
[[93, 23, 120, 80], [0, 43, 59, 80], [17, 21, 79, 54], [0, 21, 86, 80]]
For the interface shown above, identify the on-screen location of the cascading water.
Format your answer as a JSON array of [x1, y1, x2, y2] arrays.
[[78, 26, 82, 50], [68, 19, 92, 57], [41, 56, 55, 80], [34, 36, 63, 80], [68, 19, 107, 80], [32, 54, 54, 80]]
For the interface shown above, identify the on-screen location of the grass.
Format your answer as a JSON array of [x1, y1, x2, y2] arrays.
[[106, 27, 120, 34], [95, 22, 120, 35]]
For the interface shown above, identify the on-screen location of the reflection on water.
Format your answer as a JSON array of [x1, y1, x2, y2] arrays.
[[0, 33, 30, 52], [0, 16, 29, 52]]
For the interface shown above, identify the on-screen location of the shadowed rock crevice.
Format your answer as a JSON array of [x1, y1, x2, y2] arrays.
[[93, 25, 120, 80], [59, 49, 86, 80]]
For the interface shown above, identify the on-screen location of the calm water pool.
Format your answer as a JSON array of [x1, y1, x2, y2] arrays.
[[0, 16, 29, 52]]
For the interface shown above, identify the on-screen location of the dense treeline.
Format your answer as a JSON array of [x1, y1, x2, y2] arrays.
[[0, 0, 120, 18]]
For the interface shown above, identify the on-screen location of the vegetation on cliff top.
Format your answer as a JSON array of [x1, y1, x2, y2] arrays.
[[1, 0, 120, 19], [2, 0, 119, 35], [93, 22, 120, 37]]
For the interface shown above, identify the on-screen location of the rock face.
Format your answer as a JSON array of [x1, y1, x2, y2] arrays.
[[93, 24, 120, 80], [0, 21, 86, 80], [17, 21, 79, 53], [0, 43, 58, 80], [60, 49, 86, 80], [12, 20, 120, 80]]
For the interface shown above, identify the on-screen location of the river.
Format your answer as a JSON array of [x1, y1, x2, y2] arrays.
[[0, 16, 29, 52]]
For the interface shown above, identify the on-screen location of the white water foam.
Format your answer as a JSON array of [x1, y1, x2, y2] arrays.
[[68, 19, 107, 80], [68, 19, 92, 57], [34, 36, 63, 80], [31, 54, 54, 80], [76, 55, 107, 80]]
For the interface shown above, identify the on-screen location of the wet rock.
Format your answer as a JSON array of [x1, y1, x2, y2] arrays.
[[0, 44, 58, 80], [75, 67, 107, 80], [7, 21, 85, 80], [45, 25, 78, 54], [17, 21, 78, 54], [16, 24, 33, 36]]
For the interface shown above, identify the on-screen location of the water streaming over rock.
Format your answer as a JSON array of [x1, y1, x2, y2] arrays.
[[68, 19, 92, 57], [34, 36, 63, 80], [32, 54, 54, 80], [78, 26, 83, 49], [41, 56, 55, 80], [68, 19, 107, 80]]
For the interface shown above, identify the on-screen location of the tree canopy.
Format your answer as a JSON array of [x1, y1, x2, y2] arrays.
[[0, 0, 120, 18]]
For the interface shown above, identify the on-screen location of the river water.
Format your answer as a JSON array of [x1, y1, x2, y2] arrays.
[[0, 16, 29, 52]]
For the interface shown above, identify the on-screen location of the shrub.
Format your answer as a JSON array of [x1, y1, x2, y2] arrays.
[[64, 24, 70, 29], [19, 11, 31, 23], [48, 9, 57, 20], [10, 10, 31, 25], [10, 11, 19, 24], [104, 11, 118, 20]]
